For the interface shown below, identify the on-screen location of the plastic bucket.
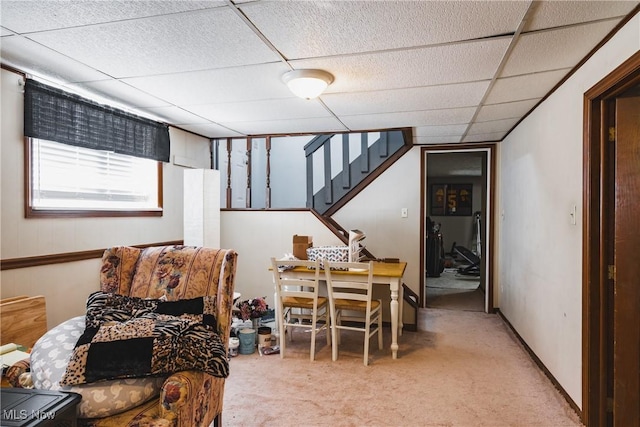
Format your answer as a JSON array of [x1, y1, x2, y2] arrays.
[[238, 328, 256, 354]]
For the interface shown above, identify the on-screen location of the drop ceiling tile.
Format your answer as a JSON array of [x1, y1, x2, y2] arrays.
[[415, 124, 469, 138], [323, 81, 489, 115], [468, 118, 519, 135], [291, 38, 510, 93], [485, 68, 570, 104], [341, 111, 473, 132], [73, 80, 171, 109], [476, 99, 541, 122], [462, 132, 506, 143], [501, 19, 622, 77], [0, 0, 223, 33], [0, 35, 111, 83], [527, 1, 638, 31], [242, 1, 528, 58], [177, 123, 245, 139], [580, 13, 640, 78], [140, 106, 212, 125], [26, 8, 280, 78], [122, 62, 292, 105], [1, 0, 633, 141], [414, 135, 463, 145], [218, 117, 348, 136], [188, 98, 331, 123]]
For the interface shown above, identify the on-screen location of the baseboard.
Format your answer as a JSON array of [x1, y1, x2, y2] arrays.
[[401, 322, 417, 332], [495, 309, 582, 419]]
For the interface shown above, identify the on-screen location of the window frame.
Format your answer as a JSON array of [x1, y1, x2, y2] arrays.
[[24, 137, 163, 218]]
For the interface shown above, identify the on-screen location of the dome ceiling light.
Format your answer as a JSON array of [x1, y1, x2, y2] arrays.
[[282, 69, 334, 100]]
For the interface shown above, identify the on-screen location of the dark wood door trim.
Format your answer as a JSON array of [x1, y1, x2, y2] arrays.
[[583, 50, 640, 427]]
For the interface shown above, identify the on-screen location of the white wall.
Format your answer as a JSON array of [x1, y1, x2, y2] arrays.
[[0, 68, 211, 327], [219, 210, 343, 302], [497, 14, 640, 408]]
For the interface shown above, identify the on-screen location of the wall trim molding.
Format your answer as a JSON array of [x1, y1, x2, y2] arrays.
[[0, 240, 183, 271]]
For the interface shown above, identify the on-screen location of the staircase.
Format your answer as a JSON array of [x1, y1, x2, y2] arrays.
[[304, 129, 410, 215], [303, 128, 417, 329], [216, 127, 418, 327]]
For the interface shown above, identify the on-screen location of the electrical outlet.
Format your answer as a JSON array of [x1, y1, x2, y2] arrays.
[[401, 208, 408, 218]]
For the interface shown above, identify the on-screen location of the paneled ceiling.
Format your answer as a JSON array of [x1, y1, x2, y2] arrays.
[[1, 1, 638, 144]]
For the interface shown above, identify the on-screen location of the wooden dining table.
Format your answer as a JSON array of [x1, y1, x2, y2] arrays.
[[278, 261, 408, 359]]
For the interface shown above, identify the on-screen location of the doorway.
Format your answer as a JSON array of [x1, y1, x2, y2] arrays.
[[421, 146, 495, 313], [583, 51, 640, 427]]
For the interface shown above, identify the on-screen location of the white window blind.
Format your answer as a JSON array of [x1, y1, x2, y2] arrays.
[[31, 138, 159, 211]]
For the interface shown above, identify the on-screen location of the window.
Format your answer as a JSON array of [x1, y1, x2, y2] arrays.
[[27, 138, 162, 217]]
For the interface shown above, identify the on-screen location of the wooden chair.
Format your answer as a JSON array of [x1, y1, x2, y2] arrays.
[[324, 260, 382, 366], [270, 257, 330, 361]]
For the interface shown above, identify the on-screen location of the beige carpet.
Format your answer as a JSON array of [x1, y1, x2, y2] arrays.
[[222, 308, 583, 427], [426, 287, 485, 312], [426, 268, 480, 290], [426, 269, 484, 312]]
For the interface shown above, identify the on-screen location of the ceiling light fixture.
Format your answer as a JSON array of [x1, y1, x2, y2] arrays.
[[282, 69, 334, 100]]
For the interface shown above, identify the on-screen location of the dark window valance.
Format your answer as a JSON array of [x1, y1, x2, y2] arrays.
[[24, 79, 170, 162]]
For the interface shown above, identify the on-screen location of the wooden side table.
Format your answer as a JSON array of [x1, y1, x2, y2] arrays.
[[1, 388, 81, 427], [0, 296, 47, 349]]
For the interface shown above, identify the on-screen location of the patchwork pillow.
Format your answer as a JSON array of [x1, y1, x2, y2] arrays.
[[60, 292, 228, 386], [83, 291, 217, 330], [30, 316, 165, 419]]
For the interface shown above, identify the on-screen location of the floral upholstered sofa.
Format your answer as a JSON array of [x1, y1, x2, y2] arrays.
[[7, 245, 238, 427]]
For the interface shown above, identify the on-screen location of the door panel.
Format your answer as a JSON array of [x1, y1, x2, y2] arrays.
[[613, 94, 640, 426]]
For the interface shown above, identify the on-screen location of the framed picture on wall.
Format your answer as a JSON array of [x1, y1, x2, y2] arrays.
[[430, 184, 473, 216], [431, 184, 446, 215]]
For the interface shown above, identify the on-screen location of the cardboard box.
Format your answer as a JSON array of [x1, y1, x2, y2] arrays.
[[293, 235, 313, 259]]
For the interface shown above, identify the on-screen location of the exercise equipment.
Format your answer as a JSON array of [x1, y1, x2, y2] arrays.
[[450, 211, 483, 277], [471, 211, 482, 257], [452, 244, 481, 276]]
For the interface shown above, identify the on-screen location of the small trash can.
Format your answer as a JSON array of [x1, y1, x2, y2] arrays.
[[238, 328, 256, 354]]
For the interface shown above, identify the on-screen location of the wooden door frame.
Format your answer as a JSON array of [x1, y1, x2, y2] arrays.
[[582, 50, 640, 426], [420, 144, 496, 313]]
